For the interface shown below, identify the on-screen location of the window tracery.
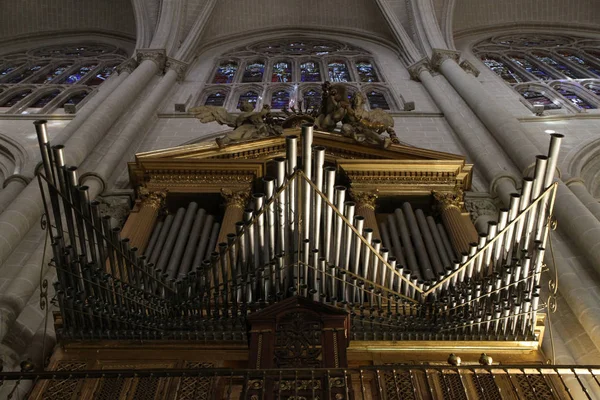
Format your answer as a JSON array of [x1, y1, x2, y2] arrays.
[[202, 38, 395, 111], [0, 43, 127, 114], [475, 34, 600, 113]]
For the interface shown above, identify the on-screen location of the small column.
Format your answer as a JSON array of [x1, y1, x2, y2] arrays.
[[217, 188, 251, 245], [352, 190, 380, 240], [120, 188, 166, 253], [433, 190, 479, 256], [566, 178, 600, 222], [0, 175, 29, 214]]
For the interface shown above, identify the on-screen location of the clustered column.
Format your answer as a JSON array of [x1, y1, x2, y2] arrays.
[[351, 190, 380, 240], [433, 190, 478, 255], [120, 188, 167, 253]]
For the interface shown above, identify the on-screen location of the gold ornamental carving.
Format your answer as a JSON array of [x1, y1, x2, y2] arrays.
[[138, 187, 168, 210], [351, 190, 378, 210], [432, 189, 464, 210], [221, 188, 251, 209]]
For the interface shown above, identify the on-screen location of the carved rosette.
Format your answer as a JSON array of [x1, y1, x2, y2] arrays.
[[221, 188, 251, 209], [408, 58, 433, 82], [166, 57, 189, 82], [116, 58, 138, 74], [351, 190, 378, 210], [430, 49, 461, 71], [136, 49, 167, 71], [459, 59, 481, 77]]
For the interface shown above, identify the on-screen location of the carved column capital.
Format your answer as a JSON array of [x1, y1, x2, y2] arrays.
[[408, 58, 433, 81], [166, 57, 189, 82], [351, 190, 378, 210], [138, 187, 168, 210], [116, 58, 138, 74], [432, 189, 463, 210], [430, 48, 461, 71], [136, 48, 167, 71], [221, 188, 251, 209], [459, 59, 480, 77]]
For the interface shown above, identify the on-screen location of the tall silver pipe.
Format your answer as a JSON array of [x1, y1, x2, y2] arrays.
[[341, 201, 355, 270], [302, 239, 310, 290], [386, 214, 407, 268], [65, 166, 87, 258], [286, 135, 298, 240], [89, 200, 106, 267], [236, 222, 247, 275], [78, 185, 97, 265], [537, 133, 564, 244], [191, 214, 214, 269], [178, 209, 206, 279], [149, 214, 174, 265], [313, 146, 326, 250], [371, 239, 381, 284], [52, 145, 78, 253], [311, 249, 320, 295], [524, 156, 548, 250], [388, 257, 397, 291], [483, 221, 497, 268], [351, 216, 365, 276], [503, 194, 520, 264], [323, 167, 336, 260], [414, 208, 443, 277], [493, 209, 508, 266], [394, 209, 420, 279], [156, 207, 186, 272], [144, 220, 163, 258], [207, 222, 221, 261], [332, 186, 346, 266], [362, 228, 373, 279], [379, 247, 389, 288], [244, 209, 256, 273], [253, 193, 266, 268], [166, 202, 198, 279], [301, 124, 313, 242], [263, 177, 276, 263], [401, 203, 433, 281], [35, 120, 63, 236], [274, 157, 287, 255], [475, 233, 487, 277]]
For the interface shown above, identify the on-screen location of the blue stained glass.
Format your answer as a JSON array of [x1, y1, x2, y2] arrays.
[[481, 57, 525, 84], [33, 64, 72, 83], [5, 65, 44, 83], [63, 64, 97, 84], [302, 89, 321, 110], [86, 65, 117, 86], [63, 92, 88, 106], [31, 90, 60, 108], [1, 90, 32, 107], [271, 62, 292, 82], [584, 84, 600, 96], [531, 52, 586, 79], [366, 91, 390, 110], [204, 92, 226, 106], [270, 90, 290, 109], [237, 91, 258, 109], [327, 61, 350, 82], [356, 61, 378, 82], [213, 62, 238, 84], [300, 62, 321, 82], [557, 50, 600, 77], [520, 90, 561, 110], [0, 64, 18, 76], [242, 61, 265, 83], [509, 55, 552, 80], [555, 87, 596, 109]]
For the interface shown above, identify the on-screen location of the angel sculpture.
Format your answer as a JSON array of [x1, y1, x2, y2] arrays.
[[189, 101, 282, 148]]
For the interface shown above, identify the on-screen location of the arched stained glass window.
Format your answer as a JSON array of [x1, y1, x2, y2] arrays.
[[531, 52, 586, 79], [1, 90, 32, 107], [508, 55, 552, 80], [33, 64, 72, 84], [242, 61, 265, 83], [62, 64, 98, 84], [30, 90, 60, 108], [519, 90, 561, 110], [556, 50, 600, 77], [555, 86, 596, 109], [355, 61, 378, 82], [584, 84, 600, 96], [366, 91, 390, 110], [62, 91, 89, 106], [213, 61, 238, 84], [328, 60, 350, 82], [272, 61, 292, 82], [0, 64, 19, 76], [5, 64, 46, 83], [237, 91, 259, 109], [86, 64, 118, 86], [300, 61, 321, 82], [480, 57, 525, 84], [302, 89, 321, 110], [204, 92, 227, 106], [270, 90, 290, 109]]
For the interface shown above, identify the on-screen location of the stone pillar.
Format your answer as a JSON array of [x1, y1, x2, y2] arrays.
[[217, 188, 251, 245], [120, 188, 167, 253], [0, 175, 29, 215], [433, 190, 478, 255], [566, 178, 600, 222], [351, 190, 380, 240]]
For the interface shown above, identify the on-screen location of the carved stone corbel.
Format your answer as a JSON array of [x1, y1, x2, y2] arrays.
[[136, 48, 167, 71], [430, 49, 461, 71], [459, 59, 481, 77]]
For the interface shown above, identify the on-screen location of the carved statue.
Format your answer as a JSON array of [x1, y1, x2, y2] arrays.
[[189, 102, 283, 148], [315, 82, 350, 132]]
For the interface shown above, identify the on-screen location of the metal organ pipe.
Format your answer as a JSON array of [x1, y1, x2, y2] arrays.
[[156, 207, 186, 272], [286, 135, 297, 241], [313, 146, 326, 250], [332, 186, 346, 267], [323, 167, 336, 260], [415, 208, 444, 278], [263, 177, 276, 263], [402, 202, 434, 281], [342, 201, 355, 271], [149, 214, 174, 265], [192, 214, 215, 270], [166, 202, 198, 279], [178, 209, 206, 279], [386, 214, 407, 268], [274, 157, 287, 255], [394, 208, 420, 279], [301, 124, 313, 242]]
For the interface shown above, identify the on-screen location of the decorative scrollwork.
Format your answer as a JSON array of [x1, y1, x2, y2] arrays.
[[548, 295, 558, 313], [39, 279, 48, 310], [40, 213, 48, 230]]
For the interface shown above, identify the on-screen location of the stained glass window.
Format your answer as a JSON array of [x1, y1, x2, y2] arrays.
[[531, 52, 586, 79], [271, 61, 292, 82], [481, 57, 525, 84], [213, 61, 238, 84], [30, 90, 60, 108], [328, 61, 350, 82], [270, 90, 290, 109], [366, 91, 390, 110], [237, 91, 258, 108], [584, 84, 600, 96], [300, 61, 321, 82], [204, 92, 227, 106], [556, 50, 600, 77], [5, 64, 45, 83], [63, 91, 89, 106], [302, 89, 321, 110], [508, 55, 552, 80], [520, 90, 561, 110], [555, 86, 596, 109], [62, 64, 98, 84], [242, 61, 265, 83], [86, 64, 117, 86], [355, 61, 378, 82], [1, 90, 32, 107], [33, 64, 72, 84], [0, 64, 18, 76]]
